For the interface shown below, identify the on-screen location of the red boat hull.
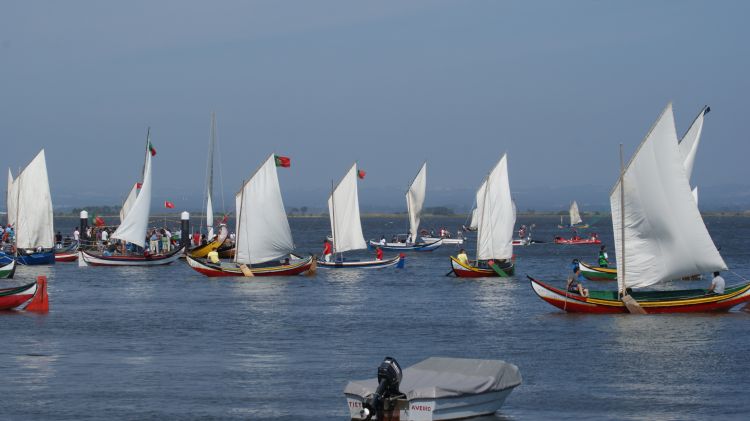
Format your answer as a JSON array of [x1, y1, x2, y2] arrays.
[[0, 282, 37, 311], [55, 252, 78, 262], [554, 237, 601, 245]]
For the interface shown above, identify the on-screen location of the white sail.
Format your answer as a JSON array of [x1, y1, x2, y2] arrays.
[[406, 163, 427, 240], [234, 155, 295, 265], [206, 193, 214, 240], [679, 106, 707, 181], [119, 182, 139, 223], [476, 154, 515, 261], [6, 169, 16, 227], [206, 113, 216, 240], [692, 186, 698, 203], [611, 103, 726, 291], [328, 164, 367, 253], [468, 208, 479, 230], [15, 150, 54, 249], [469, 179, 487, 230], [112, 145, 152, 248], [569, 201, 583, 226]]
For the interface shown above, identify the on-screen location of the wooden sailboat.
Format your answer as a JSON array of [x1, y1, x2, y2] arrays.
[[557, 201, 590, 229], [80, 130, 184, 266], [1, 150, 56, 265], [370, 163, 442, 252], [54, 240, 80, 262], [531, 103, 750, 313], [186, 154, 314, 277], [450, 154, 515, 278], [318, 164, 404, 269]]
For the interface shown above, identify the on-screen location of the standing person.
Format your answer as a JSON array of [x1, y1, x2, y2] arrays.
[[598, 245, 609, 268], [55, 231, 63, 248], [375, 246, 383, 261], [164, 228, 172, 251], [160, 228, 169, 252], [322, 239, 333, 262], [192, 231, 201, 247], [73, 227, 80, 242], [707, 271, 725, 294], [149, 230, 159, 254], [101, 228, 109, 245]]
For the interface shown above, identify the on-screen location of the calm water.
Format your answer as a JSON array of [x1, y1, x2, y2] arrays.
[[2, 215, 750, 420]]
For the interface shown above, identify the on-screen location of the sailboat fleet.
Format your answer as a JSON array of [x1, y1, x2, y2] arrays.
[[3, 104, 750, 314]]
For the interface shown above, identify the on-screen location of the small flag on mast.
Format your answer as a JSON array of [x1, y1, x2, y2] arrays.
[[164, 201, 175, 209], [274, 155, 291, 168], [357, 169, 366, 179], [148, 142, 157, 156]]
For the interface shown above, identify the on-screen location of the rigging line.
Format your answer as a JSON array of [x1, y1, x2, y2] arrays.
[[214, 116, 227, 217]]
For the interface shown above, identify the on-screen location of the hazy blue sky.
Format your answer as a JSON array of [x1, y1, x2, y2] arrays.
[[3, 1, 749, 211]]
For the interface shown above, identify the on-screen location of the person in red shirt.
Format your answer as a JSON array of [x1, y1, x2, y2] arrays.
[[375, 246, 383, 261], [323, 239, 333, 262]]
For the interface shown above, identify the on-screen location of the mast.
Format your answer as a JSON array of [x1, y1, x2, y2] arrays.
[[234, 180, 245, 264], [619, 143, 626, 296], [331, 179, 337, 254], [206, 113, 216, 238]]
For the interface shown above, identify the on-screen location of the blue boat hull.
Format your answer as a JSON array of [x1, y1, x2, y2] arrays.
[[0, 251, 55, 265]]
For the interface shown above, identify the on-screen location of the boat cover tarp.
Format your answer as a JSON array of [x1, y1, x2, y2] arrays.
[[344, 357, 521, 400]]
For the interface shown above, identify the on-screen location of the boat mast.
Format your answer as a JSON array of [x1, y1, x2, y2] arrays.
[[234, 180, 245, 264], [13, 167, 21, 257], [330, 179, 337, 255], [619, 143, 626, 296]]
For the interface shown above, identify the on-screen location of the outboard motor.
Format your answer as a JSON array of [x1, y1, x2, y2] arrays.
[[361, 357, 403, 420]]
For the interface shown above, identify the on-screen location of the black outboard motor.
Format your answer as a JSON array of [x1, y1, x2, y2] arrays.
[[361, 357, 403, 420]]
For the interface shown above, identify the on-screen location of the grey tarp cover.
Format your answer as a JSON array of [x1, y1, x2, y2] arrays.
[[344, 357, 522, 400]]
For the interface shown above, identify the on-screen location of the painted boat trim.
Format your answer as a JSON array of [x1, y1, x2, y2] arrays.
[[186, 255, 314, 277]]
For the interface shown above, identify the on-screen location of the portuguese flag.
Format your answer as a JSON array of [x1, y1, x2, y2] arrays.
[[148, 141, 157, 156], [94, 216, 105, 227], [358, 169, 366, 179], [274, 155, 291, 168]]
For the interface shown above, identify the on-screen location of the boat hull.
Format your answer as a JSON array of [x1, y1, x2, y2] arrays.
[[317, 254, 404, 269], [554, 237, 601, 245], [80, 247, 184, 266], [420, 236, 464, 245], [529, 276, 750, 314], [0, 260, 16, 279], [188, 239, 223, 258], [16, 250, 56, 265], [54, 241, 80, 262], [450, 256, 515, 278], [186, 255, 314, 277], [368, 239, 443, 252], [578, 261, 617, 281], [0, 281, 37, 310]]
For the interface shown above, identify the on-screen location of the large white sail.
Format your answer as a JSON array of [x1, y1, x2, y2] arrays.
[[119, 182, 139, 223], [611, 103, 726, 291], [6, 169, 16, 227], [679, 106, 708, 181], [234, 155, 294, 265], [15, 150, 54, 249], [469, 179, 487, 230], [206, 113, 216, 240], [569, 201, 583, 226], [112, 145, 152, 248], [406, 163, 427, 240], [476, 154, 515, 261], [328, 164, 367, 254]]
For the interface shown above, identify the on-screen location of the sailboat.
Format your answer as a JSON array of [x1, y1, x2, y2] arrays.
[[80, 131, 184, 266], [318, 164, 404, 269], [187, 154, 314, 276], [450, 154, 515, 277], [0, 150, 56, 265], [189, 113, 230, 258], [557, 201, 590, 229], [530, 103, 750, 313], [369, 163, 442, 252]]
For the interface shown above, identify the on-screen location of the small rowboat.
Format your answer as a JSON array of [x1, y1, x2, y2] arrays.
[[0, 260, 16, 279], [16, 250, 56, 265], [529, 276, 750, 314], [368, 238, 442, 252], [317, 254, 404, 269], [449, 256, 515, 278], [0, 281, 37, 310], [54, 241, 80, 262], [420, 236, 464, 245], [186, 254, 314, 277], [79, 247, 184, 266], [553, 236, 601, 245], [578, 261, 616, 281]]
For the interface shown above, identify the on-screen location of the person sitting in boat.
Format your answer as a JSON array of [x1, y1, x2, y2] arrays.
[[457, 249, 470, 266], [375, 246, 383, 261], [567, 266, 589, 297], [207, 249, 220, 264], [571, 229, 580, 241], [598, 245, 609, 267], [570, 258, 580, 272], [707, 271, 725, 295], [323, 239, 333, 262], [591, 232, 599, 241]]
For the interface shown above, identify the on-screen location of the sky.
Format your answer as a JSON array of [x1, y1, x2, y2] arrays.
[[2, 0, 749, 212]]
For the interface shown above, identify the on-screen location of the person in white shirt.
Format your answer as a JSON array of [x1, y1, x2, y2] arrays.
[[73, 228, 80, 242], [707, 271, 725, 294], [101, 229, 109, 243]]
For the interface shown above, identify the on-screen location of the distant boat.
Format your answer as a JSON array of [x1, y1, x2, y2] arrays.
[[557, 201, 589, 229], [553, 233, 601, 245], [54, 240, 80, 262], [531, 103, 750, 313], [187, 154, 314, 277], [2, 150, 56, 265], [450, 154, 515, 278], [318, 163, 404, 269], [80, 130, 184, 266], [371, 163, 443, 252]]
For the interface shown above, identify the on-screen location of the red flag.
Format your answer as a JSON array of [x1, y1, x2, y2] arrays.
[[148, 142, 157, 156], [164, 201, 174, 209], [274, 155, 291, 168], [94, 216, 105, 227], [136, 182, 143, 189], [358, 169, 366, 179]]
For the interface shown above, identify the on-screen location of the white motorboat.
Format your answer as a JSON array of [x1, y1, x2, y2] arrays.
[[345, 357, 521, 421]]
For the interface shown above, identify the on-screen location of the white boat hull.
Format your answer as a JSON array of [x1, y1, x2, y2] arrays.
[[420, 236, 463, 245]]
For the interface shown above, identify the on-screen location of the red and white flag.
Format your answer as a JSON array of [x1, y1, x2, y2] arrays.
[[164, 201, 175, 209]]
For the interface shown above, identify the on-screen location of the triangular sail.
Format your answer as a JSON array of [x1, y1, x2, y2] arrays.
[[120, 182, 139, 223], [610, 103, 726, 291], [112, 143, 152, 248], [679, 106, 708, 204], [234, 155, 295, 265], [328, 164, 367, 253], [476, 154, 514, 261], [6, 169, 16, 227], [406, 163, 427, 240], [15, 150, 54, 249], [469, 179, 487, 230], [569, 201, 583, 226], [206, 113, 216, 239]]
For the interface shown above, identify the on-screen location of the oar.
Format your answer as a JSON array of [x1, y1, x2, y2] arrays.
[[488, 260, 509, 277], [239, 263, 255, 277], [444, 270, 455, 277], [621, 293, 646, 314]]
